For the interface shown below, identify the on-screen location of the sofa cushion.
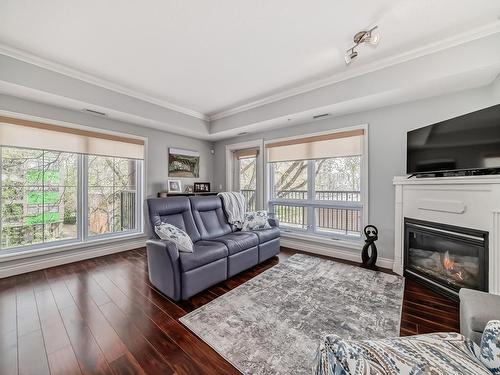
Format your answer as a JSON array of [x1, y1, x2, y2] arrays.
[[212, 231, 259, 255], [314, 332, 491, 375], [179, 240, 228, 272], [147, 197, 201, 242], [254, 226, 280, 243], [190, 196, 232, 240]]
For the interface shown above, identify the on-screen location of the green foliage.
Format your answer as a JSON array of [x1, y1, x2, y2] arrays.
[[26, 212, 60, 225], [27, 191, 60, 205]]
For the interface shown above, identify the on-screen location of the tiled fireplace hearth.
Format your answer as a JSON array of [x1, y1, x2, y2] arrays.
[[394, 176, 500, 297]]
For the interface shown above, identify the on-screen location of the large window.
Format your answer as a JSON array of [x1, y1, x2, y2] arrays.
[[0, 116, 144, 253], [267, 128, 365, 240]]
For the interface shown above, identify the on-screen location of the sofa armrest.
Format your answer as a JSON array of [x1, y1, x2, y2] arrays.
[[268, 218, 279, 228], [146, 239, 182, 301]]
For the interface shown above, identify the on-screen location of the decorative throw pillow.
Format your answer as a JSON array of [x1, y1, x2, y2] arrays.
[[154, 223, 193, 252], [241, 211, 272, 231], [478, 320, 500, 374]]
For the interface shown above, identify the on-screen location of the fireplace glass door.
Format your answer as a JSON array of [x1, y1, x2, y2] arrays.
[[405, 219, 487, 294]]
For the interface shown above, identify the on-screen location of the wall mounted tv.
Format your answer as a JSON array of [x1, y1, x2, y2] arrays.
[[407, 104, 500, 177]]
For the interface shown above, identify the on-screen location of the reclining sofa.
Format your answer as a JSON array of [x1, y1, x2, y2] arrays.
[[146, 195, 280, 300]]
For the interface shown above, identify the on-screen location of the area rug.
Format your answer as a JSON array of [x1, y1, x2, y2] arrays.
[[179, 254, 404, 375]]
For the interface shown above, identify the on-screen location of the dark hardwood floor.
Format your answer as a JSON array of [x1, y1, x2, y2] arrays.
[[0, 247, 459, 375]]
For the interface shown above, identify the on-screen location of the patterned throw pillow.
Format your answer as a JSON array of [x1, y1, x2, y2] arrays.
[[478, 320, 500, 374], [241, 211, 272, 231], [154, 223, 193, 252]]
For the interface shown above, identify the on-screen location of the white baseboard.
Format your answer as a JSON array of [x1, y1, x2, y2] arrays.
[[281, 237, 394, 270], [0, 237, 146, 278]]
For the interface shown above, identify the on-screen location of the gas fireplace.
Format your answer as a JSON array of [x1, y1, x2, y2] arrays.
[[404, 218, 488, 300]]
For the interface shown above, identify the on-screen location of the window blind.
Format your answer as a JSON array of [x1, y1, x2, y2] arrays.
[[234, 148, 259, 159], [266, 129, 363, 162], [0, 116, 145, 159]]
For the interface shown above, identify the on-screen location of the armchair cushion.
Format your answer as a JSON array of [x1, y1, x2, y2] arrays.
[[179, 240, 228, 272], [314, 332, 490, 375]]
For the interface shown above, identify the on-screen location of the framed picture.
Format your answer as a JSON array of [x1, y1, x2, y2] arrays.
[[194, 182, 210, 193], [168, 147, 200, 178], [167, 179, 182, 193], [184, 184, 194, 193]]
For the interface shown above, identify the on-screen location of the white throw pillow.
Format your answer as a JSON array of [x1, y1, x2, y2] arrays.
[[154, 222, 193, 252], [241, 211, 272, 231]]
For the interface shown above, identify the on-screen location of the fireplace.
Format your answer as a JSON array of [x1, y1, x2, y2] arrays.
[[404, 218, 488, 300]]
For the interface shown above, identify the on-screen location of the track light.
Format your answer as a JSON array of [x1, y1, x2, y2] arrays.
[[344, 26, 380, 65]]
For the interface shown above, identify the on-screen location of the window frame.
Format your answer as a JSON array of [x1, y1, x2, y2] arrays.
[[0, 140, 145, 257], [265, 124, 368, 241], [225, 139, 264, 210]]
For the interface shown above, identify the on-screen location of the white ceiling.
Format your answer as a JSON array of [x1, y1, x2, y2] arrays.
[[1, 0, 500, 118]]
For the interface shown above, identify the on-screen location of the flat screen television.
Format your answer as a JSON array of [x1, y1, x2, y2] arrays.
[[407, 104, 500, 177]]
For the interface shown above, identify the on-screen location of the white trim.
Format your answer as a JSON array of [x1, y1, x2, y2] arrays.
[[209, 22, 500, 121], [0, 236, 146, 278], [280, 233, 394, 270], [2, 22, 499, 125], [225, 139, 264, 209], [0, 43, 209, 121], [0, 232, 146, 263]]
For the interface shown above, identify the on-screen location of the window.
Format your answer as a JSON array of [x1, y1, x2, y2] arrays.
[[267, 128, 366, 240], [238, 156, 257, 211], [232, 148, 259, 211], [0, 116, 144, 253]]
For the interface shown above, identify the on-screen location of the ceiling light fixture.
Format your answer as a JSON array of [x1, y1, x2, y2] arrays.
[[344, 26, 379, 65]]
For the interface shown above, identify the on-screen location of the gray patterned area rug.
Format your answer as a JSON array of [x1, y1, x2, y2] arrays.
[[180, 254, 404, 375]]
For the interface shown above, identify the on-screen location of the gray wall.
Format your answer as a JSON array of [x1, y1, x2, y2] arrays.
[[0, 94, 215, 234], [212, 77, 500, 259]]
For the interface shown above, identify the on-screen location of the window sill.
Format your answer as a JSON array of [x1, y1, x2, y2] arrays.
[[0, 231, 146, 263], [280, 230, 363, 250]]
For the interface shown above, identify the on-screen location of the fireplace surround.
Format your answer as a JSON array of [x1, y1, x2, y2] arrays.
[[393, 175, 500, 296], [404, 218, 488, 300]]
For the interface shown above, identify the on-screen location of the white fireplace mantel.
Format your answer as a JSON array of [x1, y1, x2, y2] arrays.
[[393, 175, 500, 295]]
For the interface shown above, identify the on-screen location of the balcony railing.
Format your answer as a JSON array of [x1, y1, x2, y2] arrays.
[[269, 189, 362, 237], [273, 190, 361, 201], [241, 189, 256, 211]]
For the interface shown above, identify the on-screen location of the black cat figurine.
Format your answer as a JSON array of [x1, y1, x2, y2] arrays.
[[361, 225, 378, 270]]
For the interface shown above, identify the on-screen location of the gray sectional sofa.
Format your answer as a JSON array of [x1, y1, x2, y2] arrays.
[[146, 195, 280, 300]]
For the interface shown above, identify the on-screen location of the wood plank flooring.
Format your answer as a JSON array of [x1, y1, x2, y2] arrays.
[[0, 247, 459, 375]]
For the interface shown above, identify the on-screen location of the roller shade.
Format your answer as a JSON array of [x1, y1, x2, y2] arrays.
[[266, 129, 363, 162], [0, 116, 144, 159], [235, 148, 258, 159]]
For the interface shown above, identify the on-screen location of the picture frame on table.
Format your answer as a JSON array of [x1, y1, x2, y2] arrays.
[[193, 182, 210, 193], [167, 179, 182, 193]]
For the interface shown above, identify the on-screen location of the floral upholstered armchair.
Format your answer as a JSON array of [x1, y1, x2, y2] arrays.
[[313, 320, 500, 375]]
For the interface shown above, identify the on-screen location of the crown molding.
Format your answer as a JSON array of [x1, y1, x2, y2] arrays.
[[2, 21, 499, 126], [0, 43, 209, 121], [209, 21, 500, 121]]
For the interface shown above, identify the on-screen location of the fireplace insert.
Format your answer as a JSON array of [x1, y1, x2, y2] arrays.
[[404, 218, 488, 300]]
